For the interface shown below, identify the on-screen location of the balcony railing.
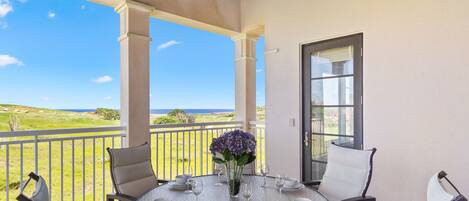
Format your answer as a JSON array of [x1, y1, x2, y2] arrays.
[[0, 121, 265, 201]]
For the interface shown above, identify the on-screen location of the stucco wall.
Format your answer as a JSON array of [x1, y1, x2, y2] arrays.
[[242, 0, 469, 200]]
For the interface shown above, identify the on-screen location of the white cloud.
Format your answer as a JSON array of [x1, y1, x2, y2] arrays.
[[157, 40, 182, 51], [93, 75, 113, 84], [0, 0, 13, 18], [41, 96, 50, 101], [80, 5, 86, 10], [103, 96, 112, 100], [47, 11, 55, 18], [0, 54, 23, 68], [256, 68, 263, 73]]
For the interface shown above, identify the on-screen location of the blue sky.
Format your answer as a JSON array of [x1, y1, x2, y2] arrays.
[[0, 0, 265, 109]]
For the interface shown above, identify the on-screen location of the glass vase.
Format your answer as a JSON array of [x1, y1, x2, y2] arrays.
[[225, 161, 244, 197]]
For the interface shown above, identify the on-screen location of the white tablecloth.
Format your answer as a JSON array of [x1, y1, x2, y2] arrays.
[[138, 175, 328, 201]]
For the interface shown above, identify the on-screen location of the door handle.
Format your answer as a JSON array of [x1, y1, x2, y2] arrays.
[[304, 131, 309, 147]]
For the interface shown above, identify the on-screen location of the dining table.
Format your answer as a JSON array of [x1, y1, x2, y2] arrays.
[[137, 175, 328, 201]]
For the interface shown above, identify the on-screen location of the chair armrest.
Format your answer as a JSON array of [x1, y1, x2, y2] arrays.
[[302, 180, 321, 186], [106, 193, 138, 201], [342, 196, 376, 201], [157, 179, 169, 184]]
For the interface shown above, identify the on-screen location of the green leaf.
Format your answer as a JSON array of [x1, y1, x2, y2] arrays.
[[237, 154, 249, 166], [212, 157, 226, 164], [222, 150, 233, 161], [247, 154, 256, 164]]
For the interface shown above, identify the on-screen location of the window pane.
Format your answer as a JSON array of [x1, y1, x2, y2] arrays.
[[311, 107, 354, 135], [311, 46, 354, 78], [311, 134, 354, 163], [311, 77, 354, 105]]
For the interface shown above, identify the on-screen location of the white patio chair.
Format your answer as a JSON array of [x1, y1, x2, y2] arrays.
[[16, 172, 49, 201], [303, 143, 377, 201], [427, 171, 467, 201]]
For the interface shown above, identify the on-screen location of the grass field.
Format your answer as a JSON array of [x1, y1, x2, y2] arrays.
[[0, 104, 265, 201]]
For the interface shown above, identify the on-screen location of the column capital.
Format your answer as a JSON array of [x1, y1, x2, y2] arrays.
[[231, 33, 259, 42], [115, 0, 153, 14], [233, 33, 257, 60]]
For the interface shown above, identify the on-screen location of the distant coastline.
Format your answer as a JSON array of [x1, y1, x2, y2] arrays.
[[59, 109, 234, 114]]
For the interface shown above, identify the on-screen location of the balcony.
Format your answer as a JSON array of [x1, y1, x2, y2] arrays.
[[0, 121, 265, 200]]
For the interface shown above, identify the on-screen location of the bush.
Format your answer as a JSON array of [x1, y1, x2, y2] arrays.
[[168, 109, 186, 117], [153, 116, 178, 124], [153, 109, 196, 124], [96, 108, 120, 120]]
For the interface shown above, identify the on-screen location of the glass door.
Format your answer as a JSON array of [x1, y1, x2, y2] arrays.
[[302, 34, 363, 181]]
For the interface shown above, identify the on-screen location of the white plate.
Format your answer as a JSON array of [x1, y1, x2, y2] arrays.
[[294, 198, 311, 201], [281, 183, 305, 192], [283, 182, 303, 189]]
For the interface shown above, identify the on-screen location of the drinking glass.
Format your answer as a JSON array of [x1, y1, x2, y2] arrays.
[[242, 183, 253, 201], [214, 166, 224, 186], [260, 164, 270, 187], [275, 175, 285, 192], [191, 180, 204, 201], [184, 178, 194, 194]]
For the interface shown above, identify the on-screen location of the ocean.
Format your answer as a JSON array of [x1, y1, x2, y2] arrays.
[[59, 109, 234, 114]]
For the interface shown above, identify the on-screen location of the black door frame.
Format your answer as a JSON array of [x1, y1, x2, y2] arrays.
[[301, 33, 363, 181]]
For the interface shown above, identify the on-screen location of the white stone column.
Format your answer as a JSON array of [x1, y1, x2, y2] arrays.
[[233, 34, 257, 174], [233, 34, 257, 131], [116, 2, 152, 147]]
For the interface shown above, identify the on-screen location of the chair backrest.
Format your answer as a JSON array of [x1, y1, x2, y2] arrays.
[[427, 171, 468, 201], [318, 143, 376, 200], [17, 172, 49, 201], [107, 143, 158, 198]]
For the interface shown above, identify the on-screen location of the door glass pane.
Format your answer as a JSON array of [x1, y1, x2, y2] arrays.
[[311, 77, 354, 105], [311, 134, 354, 162], [311, 107, 354, 135], [311, 46, 354, 78], [311, 162, 327, 180]]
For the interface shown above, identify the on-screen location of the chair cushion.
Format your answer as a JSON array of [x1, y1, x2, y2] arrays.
[[108, 143, 158, 198], [318, 144, 375, 200], [427, 173, 454, 201]]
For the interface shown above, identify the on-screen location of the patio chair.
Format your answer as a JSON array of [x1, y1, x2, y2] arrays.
[[16, 172, 49, 201], [303, 143, 377, 201], [107, 143, 168, 201], [427, 171, 467, 201]]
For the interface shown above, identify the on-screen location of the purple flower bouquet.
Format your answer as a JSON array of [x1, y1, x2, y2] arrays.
[[210, 130, 256, 197]]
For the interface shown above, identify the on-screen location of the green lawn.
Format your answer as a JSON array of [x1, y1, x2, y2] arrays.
[[0, 104, 265, 201]]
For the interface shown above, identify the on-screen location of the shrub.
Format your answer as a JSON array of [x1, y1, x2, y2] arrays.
[[8, 114, 19, 131], [168, 109, 186, 117], [96, 108, 120, 120], [153, 116, 178, 124]]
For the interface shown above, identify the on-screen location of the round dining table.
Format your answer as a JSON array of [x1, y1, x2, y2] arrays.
[[137, 175, 328, 201]]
